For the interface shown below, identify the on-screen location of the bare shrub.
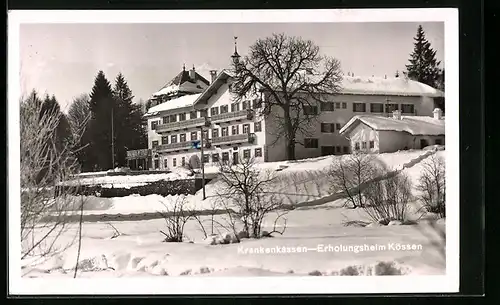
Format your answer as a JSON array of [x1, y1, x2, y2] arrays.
[[157, 196, 192, 242], [20, 91, 86, 261], [216, 157, 288, 238], [363, 172, 413, 223], [416, 154, 446, 218], [329, 152, 383, 208]]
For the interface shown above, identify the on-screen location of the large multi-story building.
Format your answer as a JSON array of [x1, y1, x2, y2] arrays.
[[129, 44, 444, 170]]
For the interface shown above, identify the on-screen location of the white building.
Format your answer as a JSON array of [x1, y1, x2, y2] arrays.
[[338, 108, 445, 153]]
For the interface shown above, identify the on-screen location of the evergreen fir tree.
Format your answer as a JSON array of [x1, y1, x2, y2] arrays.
[[84, 70, 116, 171], [405, 25, 443, 88]]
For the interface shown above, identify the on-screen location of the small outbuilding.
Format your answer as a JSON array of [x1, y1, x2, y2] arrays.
[[339, 108, 445, 153]]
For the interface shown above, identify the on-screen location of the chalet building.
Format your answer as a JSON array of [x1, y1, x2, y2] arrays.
[[128, 40, 444, 170], [338, 108, 445, 153]]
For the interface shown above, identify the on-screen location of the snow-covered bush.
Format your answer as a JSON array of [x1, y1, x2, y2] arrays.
[[216, 157, 288, 239], [157, 196, 193, 242], [416, 154, 446, 218], [363, 172, 413, 223]]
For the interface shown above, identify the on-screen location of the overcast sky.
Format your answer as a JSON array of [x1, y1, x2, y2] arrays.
[[19, 22, 444, 111]]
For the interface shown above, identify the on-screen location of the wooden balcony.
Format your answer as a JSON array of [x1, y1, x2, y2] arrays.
[[211, 133, 256, 146], [156, 117, 209, 133], [211, 109, 254, 124], [153, 141, 192, 153]]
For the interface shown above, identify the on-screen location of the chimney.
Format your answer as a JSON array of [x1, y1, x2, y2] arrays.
[[209, 70, 217, 83], [392, 110, 402, 120], [433, 108, 443, 120], [189, 65, 196, 80]]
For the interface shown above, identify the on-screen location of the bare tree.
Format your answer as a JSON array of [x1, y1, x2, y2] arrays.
[[329, 152, 383, 208], [216, 157, 288, 238], [364, 172, 413, 223], [157, 196, 193, 242], [231, 33, 343, 160], [416, 154, 446, 218], [67, 93, 91, 138], [20, 91, 86, 261]]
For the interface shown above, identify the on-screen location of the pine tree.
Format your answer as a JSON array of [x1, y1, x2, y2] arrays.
[[83, 70, 116, 171], [112, 73, 147, 167], [405, 25, 443, 88]]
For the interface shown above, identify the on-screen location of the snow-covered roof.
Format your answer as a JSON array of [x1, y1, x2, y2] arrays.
[[339, 76, 444, 97], [151, 68, 210, 97], [145, 93, 202, 116], [339, 115, 445, 136]]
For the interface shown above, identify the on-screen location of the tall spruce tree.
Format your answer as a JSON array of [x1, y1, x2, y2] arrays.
[[112, 73, 147, 167], [405, 25, 443, 89], [84, 70, 116, 171]]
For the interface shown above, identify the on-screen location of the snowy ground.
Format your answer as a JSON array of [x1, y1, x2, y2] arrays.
[[22, 149, 446, 278], [22, 201, 445, 278]]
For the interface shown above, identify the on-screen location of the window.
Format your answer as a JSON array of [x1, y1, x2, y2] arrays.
[[243, 124, 250, 134], [304, 138, 319, 148], [255, 148, 262, 157], [242, 100, 250, 110], [343, 146, 349, 153], [336, 146, 341, 153], [335, 102, 341, 109], [320, 123, 335, 133], [231, 102, 240, 112], [342, 102, 347, 109], [254, 122, 262, 132], [162, 116, 170, 124], [353, 103, 366, 112], [180, 133, 186, 142], [369, 141, 375, 148], [154, 159, 159, 169], [362, 142, 367, 149], [321, 146, 335, 156], [212, 128, 219, 138], [203, 154, 210, 163], [152, 140, 159, 148], [212, 153, 220, 163], [190, 111, 197, 119], [355, 142, 360, 150], [164, 159, 168, 169], [211, 107, 219, 116], [221, 127, 228, 137], [220, 105, 229, 114], [336, 123, 341, 131], [169, 114, 177, 122], [385, 103, 399, 113], [401, 104, 415, 114], [222, 152, 230, 162], [191, 131, 198, 141], [435, 139, 443, 145], [203, 130, 209, 140], [232, 125, 239, 135], [179, 113, 186, 121], [161, 136, 169, 145], [171, 135, 177, 144], [200, 109, 208, 117], [253, 99, 262, 109], [181, 157, 186, 166], [303, 105, 318, 115], [370, 103, 384, 113], [243, 149, 251, 159], [320, 102, 335, 111], [173, 158, 177, 167], [151, 121, 159, 130]]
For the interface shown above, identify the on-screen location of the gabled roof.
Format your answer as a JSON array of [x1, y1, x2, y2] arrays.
[[144, 93, 203, 117], [152, 69, 210, 97], [339, 115, 445, 136], [191, 69, 234, 109]]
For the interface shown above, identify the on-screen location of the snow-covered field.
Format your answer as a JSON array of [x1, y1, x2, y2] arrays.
[[57, 149, 439, 216], [22, 202, 445, 278], [22, 149, 446, 278]]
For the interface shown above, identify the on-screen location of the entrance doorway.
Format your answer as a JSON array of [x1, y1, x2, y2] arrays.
[[233, 152, 239, 165], [420, 139, 429, 149]]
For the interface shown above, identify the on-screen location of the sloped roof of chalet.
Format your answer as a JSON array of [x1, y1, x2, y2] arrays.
[[339, 114, 445, 136], [191, 69, 234, 109], [152, 69, 210, 97], [144, 93, 202, 117]]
